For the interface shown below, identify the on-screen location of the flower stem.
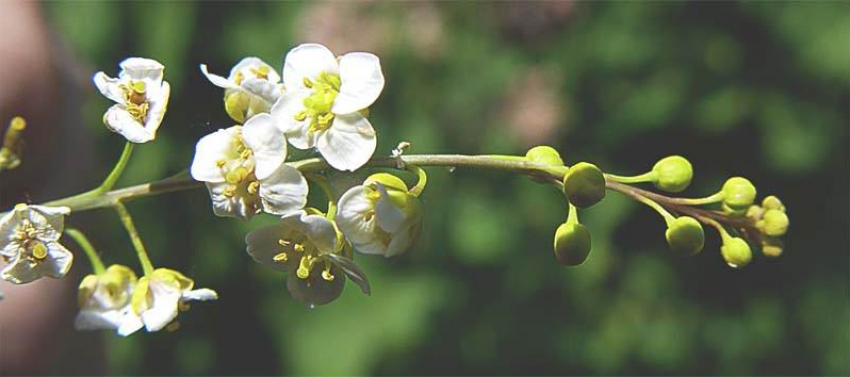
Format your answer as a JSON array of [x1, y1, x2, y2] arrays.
[[98, 142, 134, 193], [406, 164, 427, 197], [605, 171, 657, 184], [114, 201, 154, 276], [65, 228, 105, 274]]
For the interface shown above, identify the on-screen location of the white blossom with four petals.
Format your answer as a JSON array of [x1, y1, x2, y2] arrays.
[[94, 57, 171, 143], [191, 113, 308, 220], [200, 57, 284, 123], [0, 204, 73, 284], [271, 43, 385, 171]]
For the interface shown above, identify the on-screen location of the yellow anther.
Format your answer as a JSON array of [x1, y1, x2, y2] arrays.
[[363, 210, 375, 222], [296, 256, 311, 279], [131, 80, 146, 94], [252, 65, 270, 80], [278, 239, 291, 247], [225, 166, 249, 184], [321, 263, 334, 281], [234, 71, 245, 86], [216, 159, 227, 168], [240, 149, 252, 160], [222, 186, 236, 198], [318, 113, 335, 127], [166, 321, 181, 332], [294, 243, 306, 253], [294, 110, 308, 121], [247, 181, 260, 195], [125, 102, 149, 121], [31, 242, 48, 260], [178, 301, 191, 312], [272, 252, 289, 263], [303, 77, 313, 88]]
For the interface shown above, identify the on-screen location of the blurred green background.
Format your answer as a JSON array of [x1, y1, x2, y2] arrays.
[[22, 1, 850, 375]]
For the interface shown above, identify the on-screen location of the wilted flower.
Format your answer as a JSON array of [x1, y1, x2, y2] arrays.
[[75, 264, 144, 336], [200, 57, 284, 123], [128, 268, 218, 332], [246, 210, 370, 306], [0, 204, 73, 284], [336, 173, 423, 257], [190, 113, 308, 220], [271, 43, 384, 171], [94, 57, 171, 143]]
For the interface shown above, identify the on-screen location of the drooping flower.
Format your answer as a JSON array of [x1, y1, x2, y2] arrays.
[[0, 204, 73, 284], [271, 43, 384, 171], [94, 57, 171, 143], [200, 57, 284, 123], [127, 268, 217, 332], [75, 264, 144, 336], [246, 210, 370, 306], [336, 174, 423, 257], [190, 113, 308, 220]]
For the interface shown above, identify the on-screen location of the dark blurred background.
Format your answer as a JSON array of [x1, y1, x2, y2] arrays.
[[0, 1, 848, 375]]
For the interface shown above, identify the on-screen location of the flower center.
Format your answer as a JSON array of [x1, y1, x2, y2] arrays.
[[121, 80, 150, 122], [12, 213, 50, 263], [294, 72, 341, 136], [233, 65, 271, 86], [216, 131, 259, 198], [274, 236, 335, 282]]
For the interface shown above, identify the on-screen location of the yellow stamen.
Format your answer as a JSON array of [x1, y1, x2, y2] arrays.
[[273, 252, 288, 263], [247, 181, 260, 195], [303, 77, 313, 88], [297, 256, 312, 279], [31, 242, 48, 260]]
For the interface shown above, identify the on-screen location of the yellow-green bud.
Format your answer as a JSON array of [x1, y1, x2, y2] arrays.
[[652, 155, 693, 193], [721, 237, 752, 268], [762, 195, 785, 212], [365, 173, 409, 193], [665, 216, 705, 256], [721, 177, 757, 211], [224, 91, 250, 123], [759, 209, 789, 237], [553, 222, 592, 266], [525, 146, 564, 166], [563, 162, 606, 208], [761, 237, 784, 258]]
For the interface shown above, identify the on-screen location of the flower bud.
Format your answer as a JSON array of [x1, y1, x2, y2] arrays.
[[365, 173, 409, 193], [761, 195, 785, 212], [224, 91, 251, 123], [652, 155, 693, 193], [553, 222, 592, 266], [759, 209, 789, 237], [721, 177, 756, 211], [665, 216, 705, 256], [721, 237, 752, 268], [563, 162, 606, 208], [525, 146, 564, 166], [761, 237, 784, 258]]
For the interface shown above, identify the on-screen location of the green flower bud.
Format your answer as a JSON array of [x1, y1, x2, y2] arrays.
[[224, 91, 250, 123], [761, 237, 784, 258], [553, 222, 592, 266], [762, 195, 785, 212], [759, 209, 789, 237], [525, 145, 564, 166], [365, 173, 409, 193], [652, 155, 693, 193], [721, 237, 752, 268], [665, 216, 705, 256], [721, 177, 757, 211], [563, 162, 606, 208]]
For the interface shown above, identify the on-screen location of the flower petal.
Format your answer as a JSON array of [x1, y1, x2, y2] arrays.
[[93, 72, 126, 104], [242, 113, 287, 180], [374, 184, 406, 234], [336, 186, 379, 245], [28, 205, 70, 240], [75, 309, 125, 330], [141, 278, 181, 332], [117, 313, 144, 337], [0, 242, 73, 284], [190, 127, 238, 183], [200, 63, 239, 89], [317, 113, 376, 171], [206, 182, 260, 221], [258, 165, 308, 215], [270, 90, 315, 148], [280, 211, 337, 254], [119, 57, 164, 84], [142, 81, 170, 140], [242, 78, 283, 105], [104, 105, 155, 143], [231, 57, 281, 83], [283, 43, 339, 89], [182, 288, 218, 301], [332, 52, 385, 115], [245, 224, 297, 272]]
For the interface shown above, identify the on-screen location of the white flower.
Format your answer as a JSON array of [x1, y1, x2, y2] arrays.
[[127, 268, 217, 332], [75, 264, 144, 336], [271, 43, 384, 171], [200, 57, 284, 123], [245, 210, 347, 306], [336, 174, 423, 257], [0, 204, 73, 284], [190, 113, 309, 220], [94, 57, 171, 143]]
